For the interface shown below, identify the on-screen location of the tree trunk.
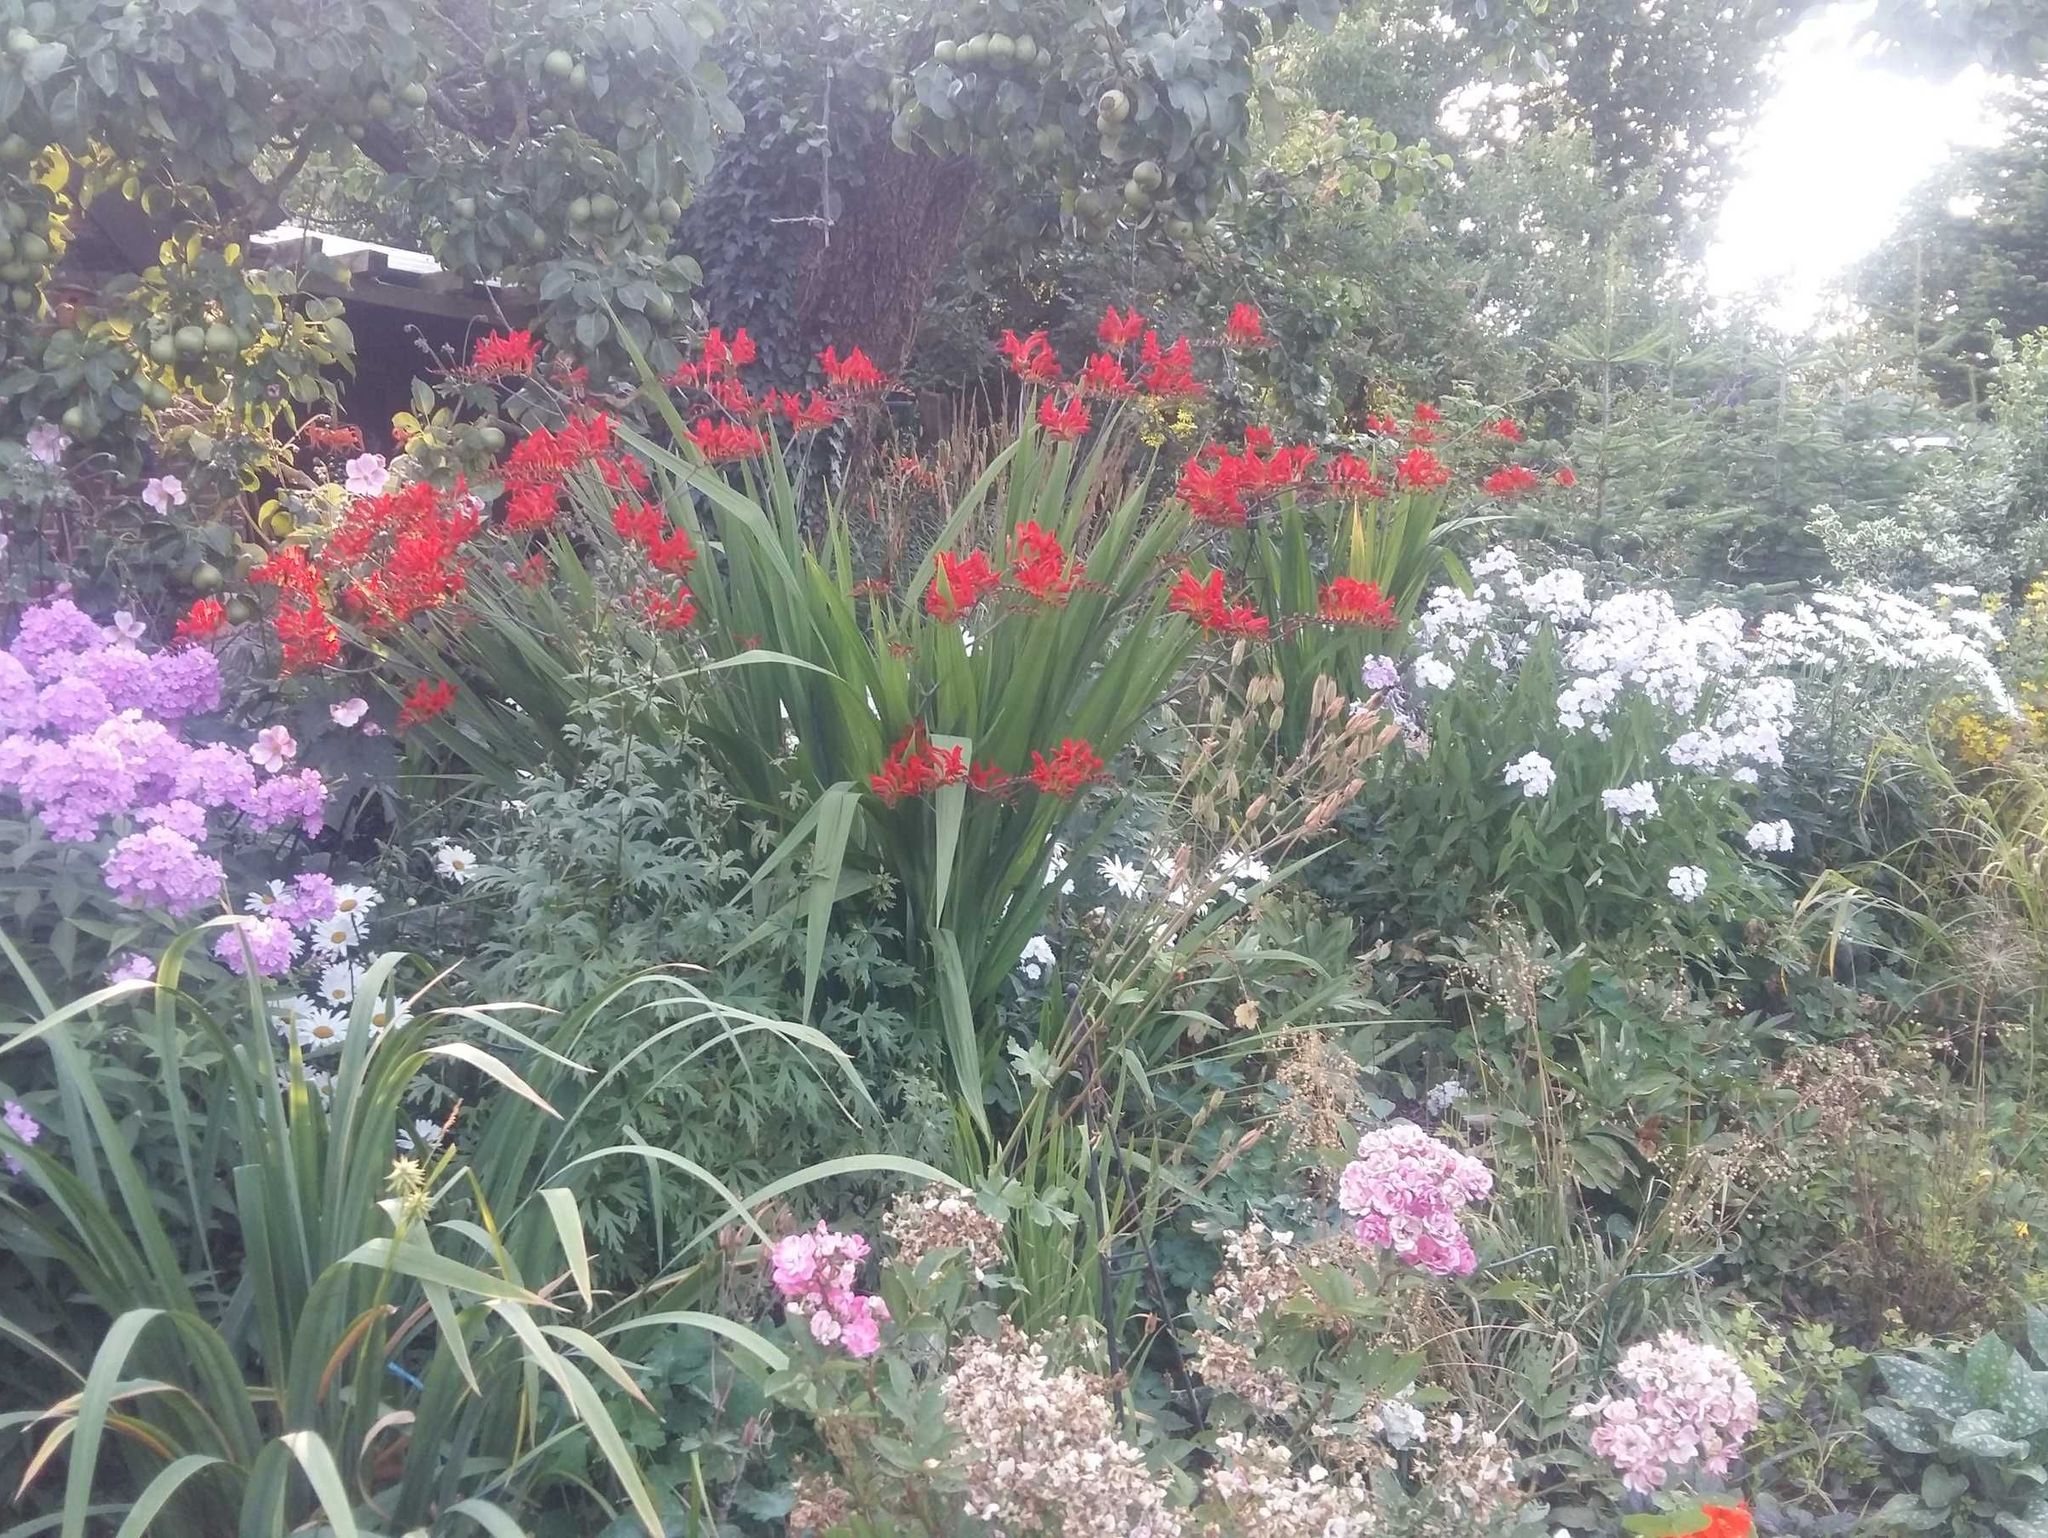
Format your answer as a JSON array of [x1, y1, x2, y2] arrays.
[[794, 122, 979, 375]]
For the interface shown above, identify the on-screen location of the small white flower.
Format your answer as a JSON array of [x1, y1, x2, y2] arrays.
[[330, 697, 370, 728], [297, 1009, 352, 1052], [25, 422, 69, 464], [140, 475, 187, 514], [1378, 1397, 1428, 1450], [433, 844, 478, 883], [344, 453, 389, 496], [1212, 849, 1272, 896], [1744, 818, 1795, 853], [106, 610, 147, 643], [1667, 864, 1709, 903], [1097, 855, 1147, 899], [363, 997, 411, 1035], [270, 995, 321, 1038], [247, 880, 288, 914], [396, 1117, 445, 1154], [316, 962, 357, 1007], [1503, 750, 1556, 798], [249, 725, 297, 774], [328, 884, 380, 919], [309, 911, 364, 957], [1424, 1080, 1467, 1117], [1018, 935, 1055, 982], [1413, 654, 1456, 690], [1600, 780, 1660, 826]]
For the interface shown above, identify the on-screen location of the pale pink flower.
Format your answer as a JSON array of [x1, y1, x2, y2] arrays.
[[140, 475, 186, 514], [330, 697, 369, 728], [249, 725, 297, 774], [343, 453, 388, 496], [25, 423, 68, 465]]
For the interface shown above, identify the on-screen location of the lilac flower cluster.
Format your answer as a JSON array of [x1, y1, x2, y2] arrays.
[[1336, 1121, 1493, 1277], [1577, 1331, 1758, 1493], [0, 599, 328, 918], [769, 1221, 891, 1357], [2, 1100, 39, 1176]]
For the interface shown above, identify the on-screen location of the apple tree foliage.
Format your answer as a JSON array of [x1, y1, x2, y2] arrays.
[[0, 0, 735, 470]]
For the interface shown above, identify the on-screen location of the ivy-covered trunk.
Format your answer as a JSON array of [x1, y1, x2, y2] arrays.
[[793, 124, 979, 374]]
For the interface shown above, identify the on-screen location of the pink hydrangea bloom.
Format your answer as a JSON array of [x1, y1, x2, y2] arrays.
[[770, 1221, 891, 1358], [10, 598, 105, 679], [1337, 1121, 1493, 1277], [36, 675, 113, 734], [274, 872, 337, 929], [1578, 1332, 1758, 1493], [141, 646, 221, 718], [235, 768, 326, 837]]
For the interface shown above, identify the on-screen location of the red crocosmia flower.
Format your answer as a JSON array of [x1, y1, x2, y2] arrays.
[[250, 545, 321, 603], [1008, 520, 1076, 604], [1138, 333, 1203, 398], [968, 760, 1014, 796], [1554, 465, 1578, 488], [1224, 303, 1267, 347], [274, 598, 341, 673], [1037, 393, 1091, 440], [701, 326, 756, 378], [1169, 568, 1225, 621], [1318, 577, 1398, 629], [708, 377, 756, 414], [646, 528, 698, 576], [1097, 305, 1146, 349], [1244, 425, 1275, 453], [1677, 1505, 1753, 1538], [1412, 403, 1442, 424], [1394, 448, 1451, 491], [667, 360, 704, 389], [500, 414, 617, 489], [819, 345, 887, 393], [1077, 352, 1136, 397], [1176, 458, 1246, 526], [470, 330, 540, 377], [635, 584, 697, 631], [924, 549, 1002, 622], [1482, 464, 1541, 498], [688, 417, 767, 464], [1362, 413, 1400, 436], [172, 598, 224, 647], [771, 390, 842, 433], [613, 499, 663, 545], [1484, 416, 1524, 442], [397, 679, 456, 730], [870, 723, 967, 807], [1027, 738, 1105, 798], [504, 483, 560, 532], [1326, 452, 1386, 498], [1000, 329, 1063, 384]]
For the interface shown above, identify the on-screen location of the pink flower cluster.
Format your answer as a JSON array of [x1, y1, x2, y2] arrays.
[[770, 1221, 890, 1358], [0, 599, 328, 917], [1337, 1121, 1493, 1277], [1578, 1331, 1759, 1493]]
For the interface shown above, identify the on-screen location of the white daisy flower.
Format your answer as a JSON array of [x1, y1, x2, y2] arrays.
[[270, 995, 321, 1039], [1018, 936, 1055, 982], [329, 884, 381, 919], [363, 998, 412, 1035], [247, 880, 289, 914], [396, 1117, 445, 1154], [433, 844, 478, 883], [296, 1009, 351, 1052], [1097, 855, 1147, 899], [316, 962, 357, 1007], [309, 912, 363, 958]]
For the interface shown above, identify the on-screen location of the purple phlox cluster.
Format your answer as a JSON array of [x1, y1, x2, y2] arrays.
[[1337, 1120, 1493, 1277], [770, 1221, 891, 1357], [213, 914, 304, 977], [2, 1100, 40, 1177], [106, 953, 156, 985], [1576, 1331, 1759, 1494], [0, 599, 329, 916]]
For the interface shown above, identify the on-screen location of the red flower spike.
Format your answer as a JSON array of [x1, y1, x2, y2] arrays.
[[1077, 352, 1136, 397], [1412, 403, 1442, 424], [1554, 465, 1578, 488], [1484, 416, 1524, 442], [397, 679, 456, 730], [1037, 393, 1091, 441], [504, 483, 560, 532], [1244, 425, 1275, 453], [613, 499, 663, 545], [1138, 333, 1202, 399], [1000, 330, 1063, 384], [173, 598, 226, 646], [471, 330, 540, 377], [1677, 1505, 1753, 1538], [635, 584, 697, 631], [1318, 577, 1398, 629], [302, 422, 365, 454], [688, 417, 767, 464], [773, 390, 841, 433], [1008, 520, 1076, 605], [925, 549, 1002, 622], [1481, 464, 1541, 498], [1168, 568, 1227, 626], [819, 345, 887, 393], [1394, 447, 1451, 491], [968, 760, 1014, 797], [708, 377, 757, 415], [1027, 738, 1105, 798], [870, 723, 968, 807], [1224, 303, 1267, 347], [1097, 305, 1146, 350], [646, 528, 698, 576], [274, 598, 340, 673], [1326, 453, 1386, 498]]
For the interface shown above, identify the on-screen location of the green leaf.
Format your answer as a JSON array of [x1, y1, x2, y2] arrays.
[[1883, 1355, 1973, 1418], [1951, 1408, 2032, 1460], [1867, 1405, 1939, 1454], [278, 1432, 361, 1537]]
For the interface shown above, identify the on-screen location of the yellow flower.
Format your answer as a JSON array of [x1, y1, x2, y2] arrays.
[[2018, 1221, 2032, 1240]]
